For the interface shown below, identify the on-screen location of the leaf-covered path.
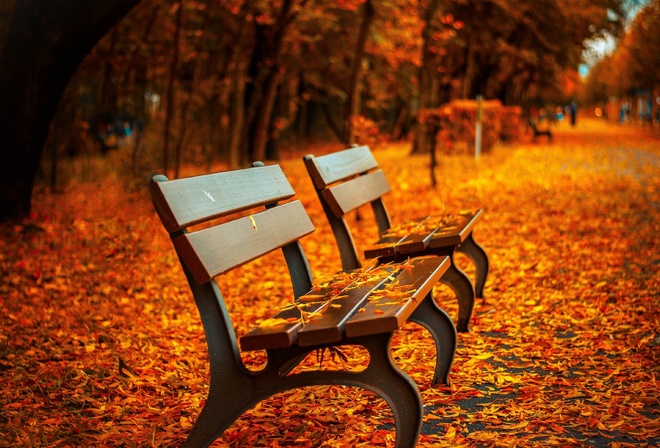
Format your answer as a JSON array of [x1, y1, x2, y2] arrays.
[[1, 119, 659, 447]]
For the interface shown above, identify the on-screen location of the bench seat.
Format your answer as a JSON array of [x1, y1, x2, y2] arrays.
[[364, 209, 483, 258], [241, 257, 449, 350], [304, 145, 490, 332]]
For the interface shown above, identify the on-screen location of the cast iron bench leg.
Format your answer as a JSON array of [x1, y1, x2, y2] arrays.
[[182, 376, 252, 448], [456, 232, 489, 299], [438, 257, 475, 333], [409, 293, 457, 386], [357, 333, 424, 448], [271, 335, 424, 448], [182, 335, 424, 448], [390, 250, 474, 333], [271, 334, 424, 448]]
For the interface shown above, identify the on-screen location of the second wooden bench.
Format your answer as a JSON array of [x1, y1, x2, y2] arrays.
[[304, 145, 490, 332]]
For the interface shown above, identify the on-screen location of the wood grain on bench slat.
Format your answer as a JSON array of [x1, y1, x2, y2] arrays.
[[344, 257, 450, 338], [364, 210, 484, 258], [363, 236, 400, 259], [173, 200, 314, 284], [306, 145, 379, 188], [240, 311, 303, 351], [152, 165, 295, 233], [295, 272, 394, 347], [395, 232, 434, 254], [322, 169, 391, 218], [239, 302, 326, 351], [428, 209, 483, 249], [240, 266, 394, 350]]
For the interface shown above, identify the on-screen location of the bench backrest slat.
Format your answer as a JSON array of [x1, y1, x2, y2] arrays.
[[174, 200, 313, 284], [306, 145, 379, 188], [151, 165, 315, 285], [304, 146, 393, 270], [151, 165, 295, 233], [322, 169, 391, 218]]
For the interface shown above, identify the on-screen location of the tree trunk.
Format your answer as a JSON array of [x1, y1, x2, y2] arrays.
[[461, 34, 476, 99], [174, 14, 209, 178], [0, 0, 141, 222], [248, 0, 298, 163], [229, 59, 247, 168], [99, 27, 119, 113], [162, 0, 183, 178], [344, 0, 375, 145], [412, 0, 441, 154], [121, 4, 162, 87], [209, 5, 249, 168]]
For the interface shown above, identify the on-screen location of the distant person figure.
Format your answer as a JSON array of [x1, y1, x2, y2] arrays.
[[619, 101, 630, 123], [569, 101, 577, 127]]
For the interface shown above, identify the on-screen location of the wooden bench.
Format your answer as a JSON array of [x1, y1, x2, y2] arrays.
[[528, 117, 552, 141], [150, 163, 457, 448], [304, 145, 490, 332]]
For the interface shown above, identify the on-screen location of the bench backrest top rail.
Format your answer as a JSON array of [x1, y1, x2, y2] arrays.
[[305, 145, 380, 188], [151, 165, 314, 284], [151, 164, 296, 233], [322, 169, 391, 218]]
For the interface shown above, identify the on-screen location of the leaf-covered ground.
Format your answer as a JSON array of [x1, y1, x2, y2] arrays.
[[1, 119, 659, 447]]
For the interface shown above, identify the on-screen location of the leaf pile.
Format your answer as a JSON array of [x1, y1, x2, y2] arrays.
[[1, 119, 659, 447]]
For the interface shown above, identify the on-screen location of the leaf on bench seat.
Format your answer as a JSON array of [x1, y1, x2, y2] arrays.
[[258, 317, 300, 328], [381, 214, 467, 240], [344, 257, 450, 338]]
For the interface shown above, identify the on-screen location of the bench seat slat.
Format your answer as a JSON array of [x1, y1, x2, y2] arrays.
[[152, 165, 295, 232], [295, 272, 393, 347], [344, 257, 450, 338], [427, 209, 483, 249], [174, 200, 314, 284], [363, 237, 400, 259], [240, 268, 395, 351], [322, 169, 391, 218], [307, 146, 379, 188], [240, 303, 331, 351], [395, 232, 434, 254], [240, 258, 449, 351], [363, 210, 484, 259], [240, 314, 303, 351]]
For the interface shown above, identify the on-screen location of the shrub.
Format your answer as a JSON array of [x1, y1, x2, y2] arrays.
[[500, 106, 523, 142], [420, 99, 504, 155]]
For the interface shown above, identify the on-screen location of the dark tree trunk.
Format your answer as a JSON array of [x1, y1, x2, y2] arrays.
[[412, 0, 440, 154], [162, 0, 183, 178], [247, 0, 298, 163], [121, 4, 161, 87], [174, 11, 209, 178], [0, 0, 142, 222], [99, 27, 120, 113], [344, 0, 374, 145]]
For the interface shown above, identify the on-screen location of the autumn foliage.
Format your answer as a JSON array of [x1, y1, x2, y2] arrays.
[[1, 119, 659, 446]]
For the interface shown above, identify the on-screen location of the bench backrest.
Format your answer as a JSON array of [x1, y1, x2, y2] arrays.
[[304, 145, 392, 270], [151, 164, 315, 286]]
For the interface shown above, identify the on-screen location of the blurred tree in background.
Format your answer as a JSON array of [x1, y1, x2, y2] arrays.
[[0, 0, 635, 221], [582, 0, 659, 122]]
